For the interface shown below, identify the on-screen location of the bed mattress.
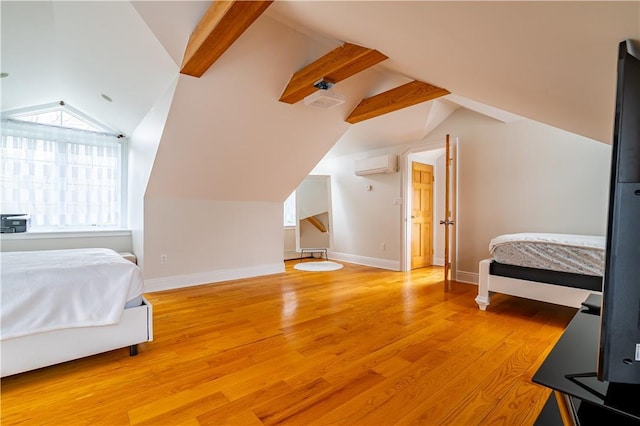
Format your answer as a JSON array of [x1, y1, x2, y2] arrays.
[[489, 233, 605, 276]]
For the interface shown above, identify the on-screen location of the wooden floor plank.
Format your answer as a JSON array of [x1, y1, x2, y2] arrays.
[[1, 261, 576, 425]]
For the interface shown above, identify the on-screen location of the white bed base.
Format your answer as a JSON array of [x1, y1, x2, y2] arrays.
[[1, 297, 153, 377], [475, 258, 600, 311]]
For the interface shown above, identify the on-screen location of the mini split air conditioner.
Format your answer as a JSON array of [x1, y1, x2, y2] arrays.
[[354, 155, 398, 176]]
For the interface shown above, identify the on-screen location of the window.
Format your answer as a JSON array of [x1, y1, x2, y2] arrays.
[[284, 191, 296, 227], [1, 104, 126, 229], [12, 108, 103, 131]]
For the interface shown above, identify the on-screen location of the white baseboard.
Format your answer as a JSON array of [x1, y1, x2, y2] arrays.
[[144, 262, 285, 293], [432, 256, 444, 266], [143, 260, 475, 292], [455, 270, 478, 285], [328, 251, 400, 271]]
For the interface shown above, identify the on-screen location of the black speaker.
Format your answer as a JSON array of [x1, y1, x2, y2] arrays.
[[597, 39, 640, 384]]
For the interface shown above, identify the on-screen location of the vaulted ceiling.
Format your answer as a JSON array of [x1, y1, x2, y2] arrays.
[[177, 2, 454, 128], [267, 1, 639, 148], [2, 1, 639, 159]]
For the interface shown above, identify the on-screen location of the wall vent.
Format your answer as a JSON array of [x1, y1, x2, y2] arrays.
[[303, 90, 345, 110]]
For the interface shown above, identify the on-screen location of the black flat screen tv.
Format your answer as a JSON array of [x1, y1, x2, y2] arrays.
[[597, 39, 640, 384]]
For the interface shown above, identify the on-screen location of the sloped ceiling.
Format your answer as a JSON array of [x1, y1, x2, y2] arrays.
[[4, 1, 637, 147], [266, 1, 639, 145], [0, 1, 177, 135], [143, 13, 367, 201], [1, 1, 638, 201]]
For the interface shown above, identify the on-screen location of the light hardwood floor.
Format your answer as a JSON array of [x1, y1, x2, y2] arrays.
[[1, 261, 576, 425]]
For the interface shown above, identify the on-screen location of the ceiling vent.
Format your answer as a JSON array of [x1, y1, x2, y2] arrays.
[[303, 90, 345, 110]]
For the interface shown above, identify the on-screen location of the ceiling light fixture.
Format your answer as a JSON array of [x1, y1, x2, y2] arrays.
[[304, 90, 345, 110]]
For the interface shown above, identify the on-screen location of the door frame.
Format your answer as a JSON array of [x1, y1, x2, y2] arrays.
[[400, 137, 459, 273]]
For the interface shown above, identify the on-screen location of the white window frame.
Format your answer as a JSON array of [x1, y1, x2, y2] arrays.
[[284, 191, 296, 227], [1, 103, 128, 231]]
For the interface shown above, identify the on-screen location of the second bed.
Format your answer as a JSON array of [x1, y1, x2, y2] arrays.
[[475, 233, 604, 310]]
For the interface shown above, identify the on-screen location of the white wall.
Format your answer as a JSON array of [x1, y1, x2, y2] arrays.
[[284, 227, 298, 260], [0, 79, 176, 262], [322, 147, 404, 270], [319, 108, 611, 279], [139, 14, 387, 289], [144, 16, 373, 203], [430, 109, 611, 277], [128, 77, 178, 273], [143, 198, 284, 291], [319, 144, 446, 271]]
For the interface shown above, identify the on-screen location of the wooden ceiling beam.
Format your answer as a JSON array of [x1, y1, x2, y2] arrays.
[[279, 43, 388, 104], [305, 216, 328, 233], [180, 1, 273, 77], [346, 80, 450, 124]]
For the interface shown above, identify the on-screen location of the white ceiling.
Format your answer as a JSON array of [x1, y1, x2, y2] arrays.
[[1, 1, 638, 157], [0, 1, 177, 135], [265, 1, 639, 146]]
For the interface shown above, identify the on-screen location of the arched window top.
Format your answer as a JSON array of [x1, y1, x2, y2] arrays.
[[2, 101, 117, 134]]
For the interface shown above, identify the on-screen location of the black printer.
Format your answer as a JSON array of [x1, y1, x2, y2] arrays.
[[1, 214, 29, 233]]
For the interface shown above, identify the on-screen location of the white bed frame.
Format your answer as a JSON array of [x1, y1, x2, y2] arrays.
[[475, 258, 601, 311], [1, 297, 153, 377]]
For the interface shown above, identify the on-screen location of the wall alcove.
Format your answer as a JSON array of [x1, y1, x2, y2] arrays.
[[295, 175, 332, 255]]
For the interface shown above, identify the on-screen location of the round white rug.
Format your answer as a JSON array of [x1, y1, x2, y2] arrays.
[[294, 261, 344, 272]]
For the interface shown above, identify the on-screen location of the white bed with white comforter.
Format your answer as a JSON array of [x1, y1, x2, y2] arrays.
[[1, 248, 153, 377], [476, 233, 604, 310]]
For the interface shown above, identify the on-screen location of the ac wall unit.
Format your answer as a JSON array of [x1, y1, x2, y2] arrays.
[[354, 154, 398, 176]]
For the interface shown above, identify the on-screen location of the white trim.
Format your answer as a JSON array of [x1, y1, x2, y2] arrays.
[[455, 270, 478, 284], [1, 102, 120, 134], [119, 136, 129, 229], [0, 229, 131, 240], [144, 263, 285, 293], [328, 251, 400, 271]]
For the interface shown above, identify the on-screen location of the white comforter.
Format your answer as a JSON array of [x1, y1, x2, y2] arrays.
[[1, 248, 144, 340]]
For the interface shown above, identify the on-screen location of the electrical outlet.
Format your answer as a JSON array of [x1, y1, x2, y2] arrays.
[[160, 254, 168, 264]]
